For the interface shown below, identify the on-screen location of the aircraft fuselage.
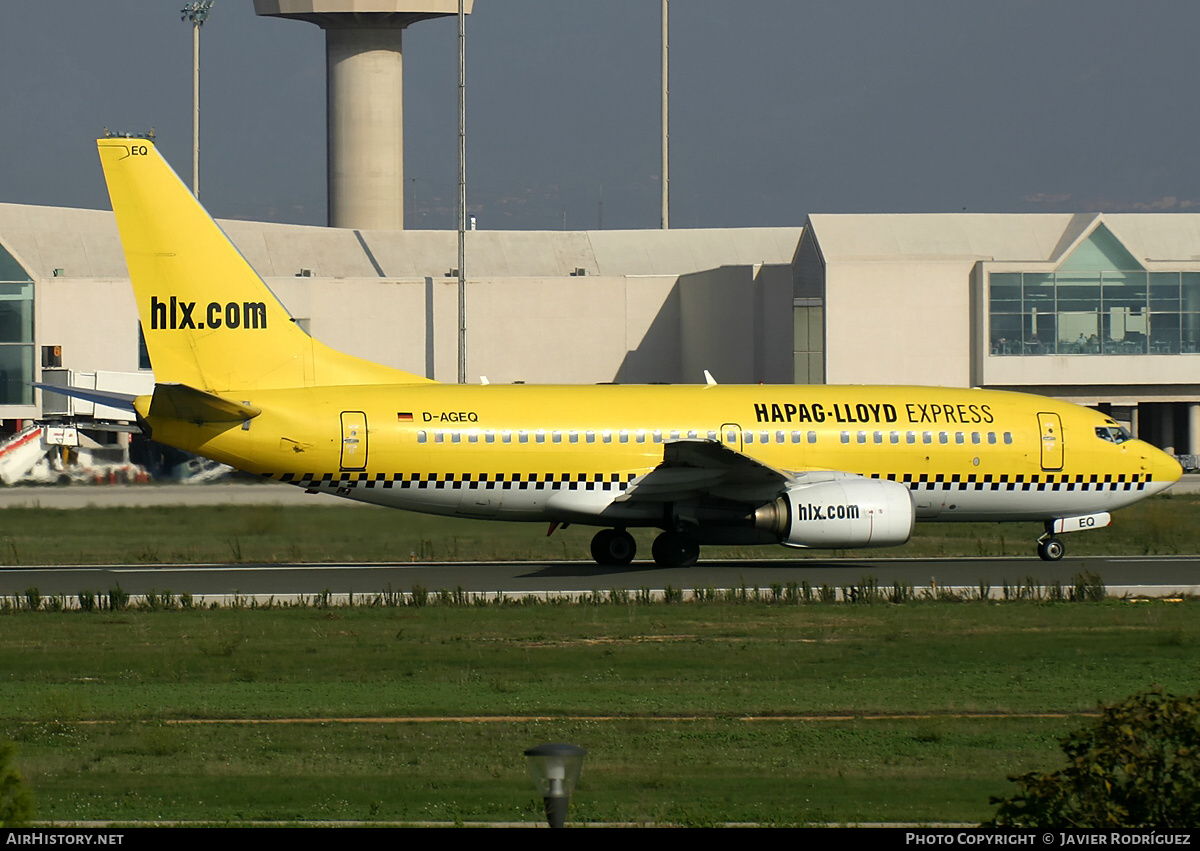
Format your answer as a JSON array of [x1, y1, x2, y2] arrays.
[[142, 383, 1178, 529]]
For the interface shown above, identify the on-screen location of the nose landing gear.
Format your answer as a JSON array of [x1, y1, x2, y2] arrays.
[[1036, 532, 1065, 561]]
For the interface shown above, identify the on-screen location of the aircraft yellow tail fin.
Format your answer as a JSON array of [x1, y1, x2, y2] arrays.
[[97, 137, 434, 391]]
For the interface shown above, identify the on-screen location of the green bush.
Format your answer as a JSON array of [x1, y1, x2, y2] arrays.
[[0, 741, 35, 827], [986, 689, 1200, 827]]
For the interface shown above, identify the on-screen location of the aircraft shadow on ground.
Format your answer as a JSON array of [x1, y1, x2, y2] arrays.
[[516, 559, 881, 579]]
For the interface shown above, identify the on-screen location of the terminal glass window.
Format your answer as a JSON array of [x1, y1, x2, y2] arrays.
[[989, 226, 1199, 356], [793, 299, 824, 383], [137, 324, 152, 370], [0, 244, 34, 405], [989, 270, 1200, 355]]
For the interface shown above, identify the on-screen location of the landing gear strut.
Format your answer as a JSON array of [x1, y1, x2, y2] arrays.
[[590, 528, 636, 566], [651, 531, 700, 568]]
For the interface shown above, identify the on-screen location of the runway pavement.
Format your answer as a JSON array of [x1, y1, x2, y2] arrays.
[[0, 481, 353, 509], [0, 478, 1195, 602], [2, 555, 1198, 602]]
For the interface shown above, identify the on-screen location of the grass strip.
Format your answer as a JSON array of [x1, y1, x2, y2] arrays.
[[3, 600, 1197, 824], [15, 716, 1078, 826]]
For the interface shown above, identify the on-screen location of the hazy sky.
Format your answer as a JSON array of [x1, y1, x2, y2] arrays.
[[3, 1, 1200, 230]]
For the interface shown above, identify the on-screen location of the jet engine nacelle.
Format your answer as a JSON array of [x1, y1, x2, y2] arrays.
[[752, 478, 915, 549]]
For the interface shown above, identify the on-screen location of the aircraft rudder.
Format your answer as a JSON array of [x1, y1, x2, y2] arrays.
[[98, 137, 432, 390]]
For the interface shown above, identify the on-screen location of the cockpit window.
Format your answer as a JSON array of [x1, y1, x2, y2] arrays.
[[1095, 425, 1132, 444]]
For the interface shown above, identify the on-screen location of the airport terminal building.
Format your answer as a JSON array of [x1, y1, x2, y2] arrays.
[[0, 204, 1197, 475], [799, 212, 1200, 457]]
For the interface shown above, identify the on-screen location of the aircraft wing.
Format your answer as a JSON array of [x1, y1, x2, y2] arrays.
[[618, 439, 794, 504]]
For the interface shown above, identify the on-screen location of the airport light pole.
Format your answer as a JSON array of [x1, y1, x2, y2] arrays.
[[181, 1, 213, 198], [457, 0, 467, 385], [661, 0, 669, 229]]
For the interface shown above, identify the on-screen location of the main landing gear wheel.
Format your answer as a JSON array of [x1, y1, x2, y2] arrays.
[[1037, 537, 1066, 561], [590, 528, 637, 566], [651, 531, 700, 568]]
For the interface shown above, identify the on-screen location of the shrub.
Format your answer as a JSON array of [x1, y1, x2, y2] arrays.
[[986, 689, 1200, 827], [0, 741, 34, 827]]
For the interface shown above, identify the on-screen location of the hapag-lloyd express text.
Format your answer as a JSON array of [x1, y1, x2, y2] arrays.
[[752, 401, 995, 425]]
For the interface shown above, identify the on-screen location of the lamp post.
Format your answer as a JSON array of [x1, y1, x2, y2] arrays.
[[181, 1, 213, 198], [456, 0, 467, 385], [661, 0, 669, 229], [524, 742, 587, 828]]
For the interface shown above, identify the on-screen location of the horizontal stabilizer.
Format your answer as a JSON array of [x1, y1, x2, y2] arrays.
[[148, 383, 262, 424], [31, 383, 138, 412]]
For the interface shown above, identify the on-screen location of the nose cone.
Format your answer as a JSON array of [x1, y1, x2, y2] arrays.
[[1146, 443, 1183, 494]]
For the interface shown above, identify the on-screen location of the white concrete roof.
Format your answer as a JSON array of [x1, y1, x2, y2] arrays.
[[0, 202, 801, 281], [0, 204, 127, 280], [1101, 214, 1200, 264], [807, 212, 1200, 265]]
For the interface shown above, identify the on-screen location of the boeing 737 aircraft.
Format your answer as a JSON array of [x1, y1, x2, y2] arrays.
[[54, 137, 1181, 567]]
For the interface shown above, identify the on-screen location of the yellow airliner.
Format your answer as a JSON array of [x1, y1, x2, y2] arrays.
[[64, 137, 1182, 566]]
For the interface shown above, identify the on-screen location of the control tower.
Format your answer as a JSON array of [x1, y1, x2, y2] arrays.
[[254, 1, 474, 230]]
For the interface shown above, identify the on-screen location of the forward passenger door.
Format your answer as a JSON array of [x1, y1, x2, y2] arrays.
[[1038, 412, 1063, 471]]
